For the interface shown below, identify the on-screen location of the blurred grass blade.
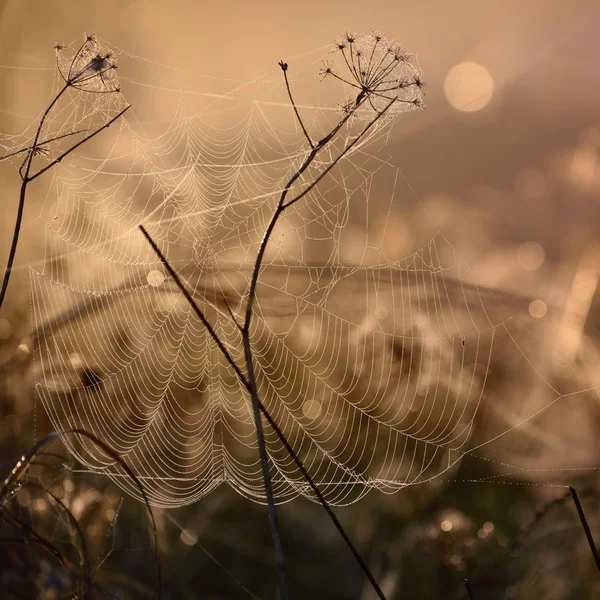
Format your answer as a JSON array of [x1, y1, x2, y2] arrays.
[[0, 428, 162, 598], [569, 486, 600, 573]]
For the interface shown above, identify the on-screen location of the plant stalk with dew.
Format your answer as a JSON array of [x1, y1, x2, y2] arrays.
[[0, 32, 130, 310], [141, 31, 425, 600]]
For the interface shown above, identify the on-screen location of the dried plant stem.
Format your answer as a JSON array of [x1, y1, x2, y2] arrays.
[[242, 336, 288, 597], [0, 179, 28, 310], [570, 487, 600, 573], [0, 507, 80, 574], [239, 92, 395, 600], [1, 429, 161, 599], [139, 225, 287, 598], [0, 83, 67, 309], [463, 578, 475, 599], [28, 481, 92, 598], [0, 129, 87, 162], [279, 61, 314, 149], [139, 88, 395, 600], [28, 105, 130, 183], [0, 81, 129, 310], [140, 225, 387, 600]]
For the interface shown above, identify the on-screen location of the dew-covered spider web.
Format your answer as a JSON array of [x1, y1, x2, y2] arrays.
[[3, 33, 598, 509]]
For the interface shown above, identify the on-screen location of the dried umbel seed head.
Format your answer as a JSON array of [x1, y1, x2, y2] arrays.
[[320, 31, 425, 121], [55, 33, 120, 93]]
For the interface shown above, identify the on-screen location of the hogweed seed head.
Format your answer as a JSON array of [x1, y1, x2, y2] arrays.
[[322, 31, 425, 121], [319, 60, 334, 80], [413, 74, 426, 90], [56, 33, 121, 94]]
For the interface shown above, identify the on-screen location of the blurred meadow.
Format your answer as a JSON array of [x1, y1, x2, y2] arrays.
[[1, 1, 600, 598]]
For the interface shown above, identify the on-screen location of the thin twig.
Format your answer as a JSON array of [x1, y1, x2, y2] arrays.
[[69, 428, 162, 599], [463, 578, 475, 600], [240, 89, 392, 600], [242, 95, 365, 329], [283, 96, 398, 210], [1, 429, 162, 599], [235, 72, 381, 599], [139, 226, 387, 600], [29, 104, 130, 182], [570, 486, 600, 573], [221, 293, 244, 332], [139, 226, 241, 377], [0, 83, 69, 308], [279, 61, 314, 148], [242, 332, 288, 598], [0, 507, 79, 574], [28, 482, 92, 598], [138, 225, 288, 599], [18, 84, 70, 180], [0, 128, 87, 162], [141, 85, 392, 600], [0, 175, 28, 309], [0, 103, 130, 310]]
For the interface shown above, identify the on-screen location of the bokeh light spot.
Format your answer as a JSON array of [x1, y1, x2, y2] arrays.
[[517, 241, 545, 271], [444, 62, 494, 112], [180, 528, 198, 546], [302, 399, 322, 420], [0, 318, 11, 340], [147, 269, 165, 287], [529, 299, 547, 319], [506, 585, 519, 598], [441, 519, 453, 532]]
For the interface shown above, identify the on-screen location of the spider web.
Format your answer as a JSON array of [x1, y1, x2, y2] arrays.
[[3, 34, 597, 508]]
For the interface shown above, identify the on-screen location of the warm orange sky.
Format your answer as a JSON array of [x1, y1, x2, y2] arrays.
[[2, 0, 600, 258]]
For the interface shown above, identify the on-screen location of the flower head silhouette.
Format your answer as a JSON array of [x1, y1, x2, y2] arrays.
[[321, 31, 425, 119], [56, 33, 120, 93]]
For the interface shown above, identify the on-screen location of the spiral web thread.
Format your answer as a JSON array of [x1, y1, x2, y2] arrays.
[[1, 34, 597, 508]]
